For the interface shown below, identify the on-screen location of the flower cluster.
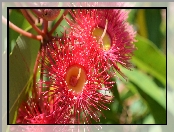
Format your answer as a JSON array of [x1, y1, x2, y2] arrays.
[[16, 8, 136, 124]]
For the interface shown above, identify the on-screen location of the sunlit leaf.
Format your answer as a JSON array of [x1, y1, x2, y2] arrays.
[[9, 9, 30, 53], [132, 35, 166, 85]]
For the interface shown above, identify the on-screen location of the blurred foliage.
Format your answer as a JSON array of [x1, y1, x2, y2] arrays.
[[8, 8, 167, 125], [9, 26, 41, 124]]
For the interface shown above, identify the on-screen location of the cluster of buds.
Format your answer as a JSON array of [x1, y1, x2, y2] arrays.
[[15, 7, 136, 124]]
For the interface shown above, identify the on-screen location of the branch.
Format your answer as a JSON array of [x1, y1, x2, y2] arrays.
[[27, 9, 39, 25], [20, 9, 43, 35], [33, 48, 41, 100], [31, 9, 43, 18], [43, 19, 48, 34], [2, 15, 42, 40], [48, 10, 68, 35]]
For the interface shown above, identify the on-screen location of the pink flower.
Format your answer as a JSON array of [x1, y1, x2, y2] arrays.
[[38, 36, 115, 124], [16, 97, 54, 124], [65, 9, 136, 80]]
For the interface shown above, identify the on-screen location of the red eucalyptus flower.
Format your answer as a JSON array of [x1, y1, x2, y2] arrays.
[[37, 36, 115, 124], [16, 97, 54, 124], [65, 8, 136, 80]]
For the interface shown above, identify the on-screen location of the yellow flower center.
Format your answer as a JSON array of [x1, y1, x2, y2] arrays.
[[92, 20, 111, 51], [65, 65, 87, 93]]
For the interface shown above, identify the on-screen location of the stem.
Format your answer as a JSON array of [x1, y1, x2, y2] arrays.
[[33, 49, 41, 100], [40, 44, 46, 94], [31, 9, 43, 18], [2, 15, 42, 40], [43, 19, 48, 34], [27, 9, 38, 25], [20, 9, 43, 35], [48, 10, 68, 35]]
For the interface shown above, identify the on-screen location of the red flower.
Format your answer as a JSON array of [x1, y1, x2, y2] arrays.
[[16, 97, 54, 124], [38, 36, 115, 124], [65, 9, 136, 80]]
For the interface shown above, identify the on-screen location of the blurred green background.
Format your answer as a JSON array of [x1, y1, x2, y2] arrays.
[[8, 8, 166, 125], [97, 8, 167, 124]]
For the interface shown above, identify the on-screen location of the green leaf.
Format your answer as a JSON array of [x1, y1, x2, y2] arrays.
[[52, 9, 71, 37], [127, 9, 137, 24], [9, 9, 30, 53], [122, 68, 166, 124], [9, 26, 41, 124], [144, 9, 163, 49], [132, 35, 166, 85], [136, 9, 164, 49]]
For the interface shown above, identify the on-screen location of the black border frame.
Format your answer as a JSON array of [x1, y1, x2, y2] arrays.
[[7, 6, 167, 126]]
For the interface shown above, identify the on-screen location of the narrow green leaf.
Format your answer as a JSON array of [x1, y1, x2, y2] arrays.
[[144, 9, 163, 49], [122, 68, 166, 124], [133, 35, 166, 85], [135, 9, 164, 49], [9, 26, 41, 124], [136, 9, 148, 38], [127, 9, 137, 24]]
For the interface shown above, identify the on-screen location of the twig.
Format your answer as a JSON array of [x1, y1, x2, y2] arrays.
[[33, 48, 41, 100], [2, 15, 42, 40], [31, 9, 50, 41], [31, 9, 43, 18], [48, 10, 68, 35], [39, 44, 46, 97], [43, 19, 48, 34], [20, 9, 43, 35], [27, 9, 38, 25]]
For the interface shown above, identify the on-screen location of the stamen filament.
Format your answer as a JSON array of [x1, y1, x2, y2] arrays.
[[99, 19, 108, 43], [76, 68, 81, 80]]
